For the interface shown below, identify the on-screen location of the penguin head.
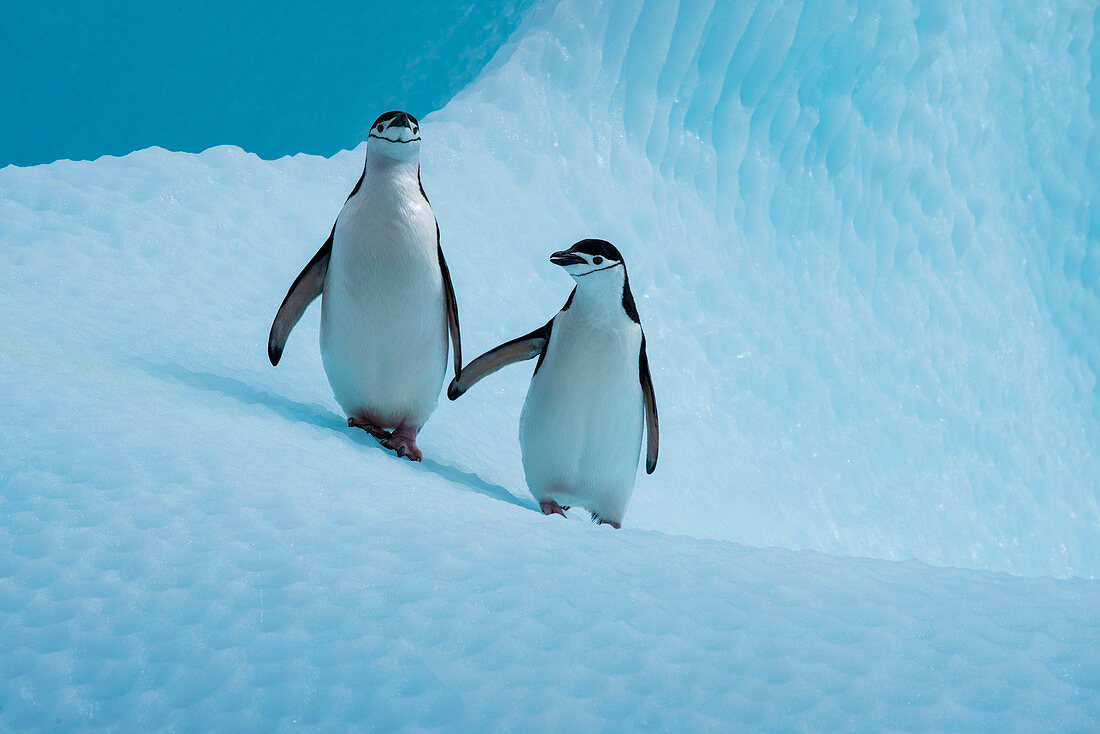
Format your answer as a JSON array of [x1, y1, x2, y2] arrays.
[[550, 239, 626, 281], [367, 110, 421, 161]]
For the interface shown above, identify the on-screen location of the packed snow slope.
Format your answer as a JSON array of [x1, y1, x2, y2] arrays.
[[2, 0, 1100, 730]]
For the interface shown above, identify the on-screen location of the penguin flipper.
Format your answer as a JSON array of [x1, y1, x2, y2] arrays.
[[436, 239, 462, 380], [268, 231, 332, 366], [640, 334, 658, 474], [447, 320, 552, 400]]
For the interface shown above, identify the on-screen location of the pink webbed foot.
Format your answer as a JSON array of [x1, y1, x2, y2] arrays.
[[348, 415, 391, 440], [590, 512, 621, 529], [540, 500, 569, 518], [380, 424, 423, 462]]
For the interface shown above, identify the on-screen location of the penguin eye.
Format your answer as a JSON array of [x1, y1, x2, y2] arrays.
[[593, 256, 603, 264], [376, 124, 384, 132]]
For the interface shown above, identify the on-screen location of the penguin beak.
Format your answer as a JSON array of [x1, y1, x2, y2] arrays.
[[551, 251, 586, 266], [391, 111, 411, 129]]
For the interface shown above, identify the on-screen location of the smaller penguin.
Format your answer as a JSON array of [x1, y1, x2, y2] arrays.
[[448, 239, 658, 528]]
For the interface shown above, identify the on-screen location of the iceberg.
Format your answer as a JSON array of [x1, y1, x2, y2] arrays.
[[1, 0, 1098, 730]]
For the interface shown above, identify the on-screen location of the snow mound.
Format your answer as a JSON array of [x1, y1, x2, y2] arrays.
[[2, 0, 1100, 729], [1, 130, 1097, 734]]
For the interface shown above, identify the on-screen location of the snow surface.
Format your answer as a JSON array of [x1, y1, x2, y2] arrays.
[[2, 0, 1099, 730]]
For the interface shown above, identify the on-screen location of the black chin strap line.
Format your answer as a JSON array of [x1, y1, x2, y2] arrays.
[[368, 133, 422, 144], [575, 262, 623, 277]]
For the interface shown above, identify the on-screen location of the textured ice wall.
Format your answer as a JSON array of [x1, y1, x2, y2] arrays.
[[424, 0, 1100, 577]]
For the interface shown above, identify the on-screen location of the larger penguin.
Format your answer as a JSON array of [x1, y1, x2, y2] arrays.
[[268, 110, 461, 462], [448, 239, 658, 527]]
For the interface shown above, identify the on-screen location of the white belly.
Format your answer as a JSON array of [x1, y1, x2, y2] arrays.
[[320, 182, 447, 428], [519, 313, 644, 524]]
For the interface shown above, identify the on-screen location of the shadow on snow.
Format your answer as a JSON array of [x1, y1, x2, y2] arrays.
[[134, 359, 532, 512]]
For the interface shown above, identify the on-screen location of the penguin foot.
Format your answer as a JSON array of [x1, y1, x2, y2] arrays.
[[540, 500, 568, 518], [590, 512, 621, 529], [348, 415, 392, 440], [380, 425, 422, 462]]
